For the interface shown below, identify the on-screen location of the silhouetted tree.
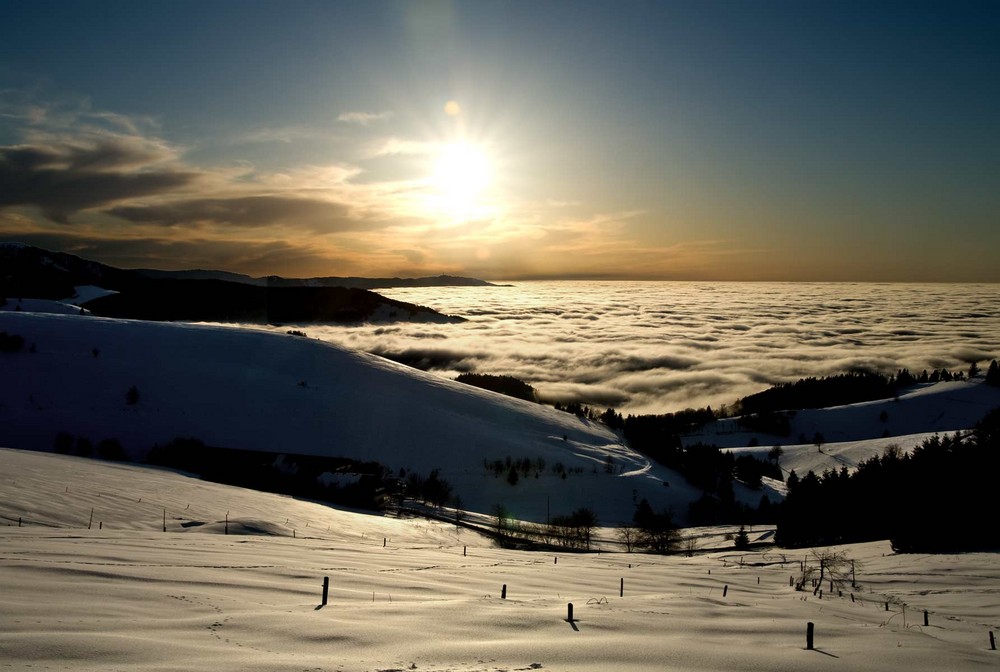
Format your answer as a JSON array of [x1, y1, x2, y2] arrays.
[[985, 360, 1000, 387], [733, 525, 750, 549]]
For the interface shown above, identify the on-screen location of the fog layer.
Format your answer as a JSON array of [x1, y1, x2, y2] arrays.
[[291, 282, 1000, 415]]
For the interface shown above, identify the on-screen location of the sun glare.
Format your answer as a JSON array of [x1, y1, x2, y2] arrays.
[[428, 142, 494, 220]]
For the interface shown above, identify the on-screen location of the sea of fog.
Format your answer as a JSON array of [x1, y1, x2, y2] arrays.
[[279, 282, 1000, 415]]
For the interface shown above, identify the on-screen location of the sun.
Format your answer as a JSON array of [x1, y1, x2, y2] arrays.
[[428, 141, 494, 220]]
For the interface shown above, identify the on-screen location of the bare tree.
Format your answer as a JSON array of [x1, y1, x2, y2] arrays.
[[617, 525, 639, 552], [799, 548, 858, 594]]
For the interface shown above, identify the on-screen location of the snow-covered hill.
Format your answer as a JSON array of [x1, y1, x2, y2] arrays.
[[0, 311, 699, 524]]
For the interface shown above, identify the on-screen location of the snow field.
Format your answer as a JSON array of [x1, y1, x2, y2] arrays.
[[2, 448, 998, 671]]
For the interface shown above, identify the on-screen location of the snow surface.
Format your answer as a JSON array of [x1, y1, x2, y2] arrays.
[[1, 297, 89, 315], [0, 311, 700, 524], [1, 447, 998, 671]]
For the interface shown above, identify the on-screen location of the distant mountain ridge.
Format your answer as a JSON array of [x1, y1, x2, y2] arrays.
[[135, 268, 497, 289], [0, 243, 466, 324]]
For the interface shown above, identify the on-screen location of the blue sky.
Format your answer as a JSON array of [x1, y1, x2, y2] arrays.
[[1, 1, 998, 280]]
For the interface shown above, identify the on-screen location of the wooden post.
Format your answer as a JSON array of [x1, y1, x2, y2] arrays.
[[554, 557, 557, 564], [924, 610, 929, 627], [620, 577, 624, 598], [99, 521, 102, 530], [757, 576, 760, 584], [806, 622, 814, 650], [886, 602, 889, 611], [850, 593, 855, 603], [88, 507, 94, 530], [789, 575, 794, 587], [225, 512, 228, 536], [18, 516, 21, 527], [501, 584, 507, 599], [989, 631, 995, 650], [567, 603, 574, 622], [463, 546, 466, 557], [383, 537, 387, 547], [162, 508, 166, 532], [322, 576, 329, 606], [851, 559, 856, 588], [723, 585, 728, 597]]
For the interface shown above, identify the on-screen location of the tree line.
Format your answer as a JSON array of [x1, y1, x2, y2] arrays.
[[775, 407, 1000, 551]]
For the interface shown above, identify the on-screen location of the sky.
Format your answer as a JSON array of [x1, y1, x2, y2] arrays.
[[1, 1, 998, 281]]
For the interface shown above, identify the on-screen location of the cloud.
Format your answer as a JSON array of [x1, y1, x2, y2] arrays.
[[367, 137, 435, 158], [337, 111, 393, 125], [0, 140, 199, 223], [107, 195, 376, 233], [292, 283, 1000, 415]]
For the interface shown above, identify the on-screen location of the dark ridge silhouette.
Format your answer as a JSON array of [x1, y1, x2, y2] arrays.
[[83, 279, 461, 324], [0, 243, 463, 324], [137, 267, 498, 289]]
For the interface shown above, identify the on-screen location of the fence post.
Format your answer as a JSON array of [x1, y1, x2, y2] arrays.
[[567, 603, 574, 622], [723, 585, 728, 597], [806, 622, 814, 650], [620, 577, 624, 598], [924, 610, 929, 627], [989, 631, 995, 650], [501, 584, 507, 599], [322, 576, 329, 606]]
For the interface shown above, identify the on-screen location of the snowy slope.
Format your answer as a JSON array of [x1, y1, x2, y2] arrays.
[[685, 380, 1000, 450], [684, 380, 999, 484], [0, 311, 698, 524], [2, 447, 998, 672]]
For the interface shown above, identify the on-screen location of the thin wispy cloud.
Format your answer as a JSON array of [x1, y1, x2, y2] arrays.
[[337, 110, 393, 125]]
